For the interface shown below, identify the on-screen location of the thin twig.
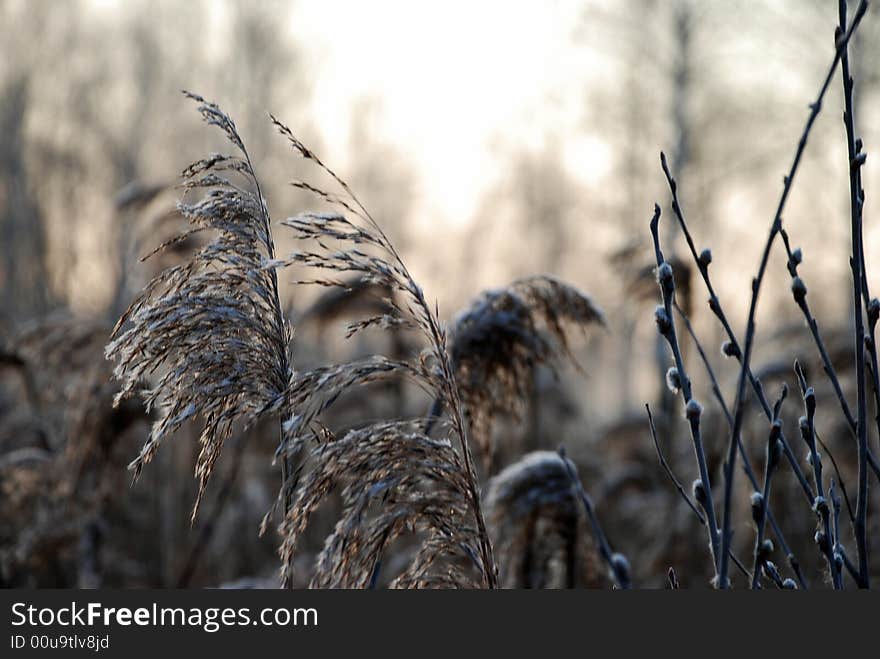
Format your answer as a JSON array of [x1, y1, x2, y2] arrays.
[[718, 1, 869, 588], [838, 0, 870, 588], [646, 404, 755, 584], [829, 480, 858, 585], [794, 362, 843, 588], [647, 404, 705, 524], [750, 387, 786, 589], [673, 301, 807, 587], [778, 227, 880, 482], [815, 431, 856, 523], [559, 447, 631, 589], [661, 155, 815, 507], [649, 205, 721, 581]]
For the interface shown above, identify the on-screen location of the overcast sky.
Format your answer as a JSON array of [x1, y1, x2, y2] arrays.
[[290, 0, 612, 226]]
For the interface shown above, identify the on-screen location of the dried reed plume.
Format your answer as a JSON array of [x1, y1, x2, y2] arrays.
[[267, 114, 496, 588], [485, 451, 600, 588], [106, 93, 292, 521], [107, 93, 497, 588], [282, 421, 485, 588], [444, 276, 605, 467]]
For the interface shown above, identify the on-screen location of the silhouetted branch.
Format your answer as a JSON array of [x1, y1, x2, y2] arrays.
[[559, 447, 631, 589], [646, 404, 705, 524], [718, 0, 868, 588], [649, 205, 721, 582], [838, 0, 870, 589], [750, 386, 786, 588], [778, 228, 880, 483], [673, 300, 807, 587], [647, 404, 754, 584], [661, 154, 815, 507]]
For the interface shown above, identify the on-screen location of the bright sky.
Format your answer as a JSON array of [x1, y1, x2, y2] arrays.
[[290, 0, 613, 226], [86, 0, 614, 227]]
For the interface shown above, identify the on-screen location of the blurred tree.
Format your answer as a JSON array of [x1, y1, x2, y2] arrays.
[[0, 74, 50, 318], [221, 0, 306, 158], [345, 96, 418, 252]]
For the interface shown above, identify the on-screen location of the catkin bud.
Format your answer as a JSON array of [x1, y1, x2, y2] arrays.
[[654, 306, 672, 335], [815, 530, 830, 554], [750, 491, 764, 523], [721, 340, 740, 359], [698, 248, 712, 269], [657, 261, 674, 288], [771, 439, 783, 469], [791, 247, 803, 266], [782, 578, 798, 590], [710, 575, 731, 589], [798, 415, 810, 443], [685, 398, 703, 421], [666, 367, 682, 394], [804, 387, 816, 415], [610, 553, 631, 585], [692, 479, 707, 506], [791, 277, 807, 304], [868, 298, 880, 325]]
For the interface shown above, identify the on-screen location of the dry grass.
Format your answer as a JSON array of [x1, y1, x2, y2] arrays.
[[280, 420, 484, 588], [1, 316, 146, 586], [448, 276, 605, 469], [485, 451, 602, 588], [106, 93, 499, 588], [106, 93, 292, 522]]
